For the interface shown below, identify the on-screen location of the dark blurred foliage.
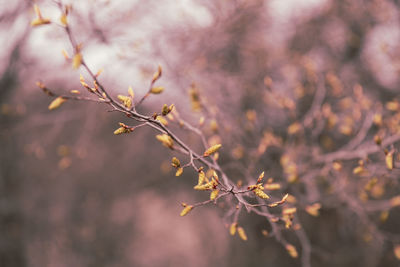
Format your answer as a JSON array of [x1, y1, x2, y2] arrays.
[[2, 0, 400, 267]]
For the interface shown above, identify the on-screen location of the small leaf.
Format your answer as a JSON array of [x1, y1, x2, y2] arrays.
[[175, 167, 183, 177], [150, 86, 164, 94], [171, 157, 181, 168], [31, 18, 51, 26], [128, 86, 135, 99], [156, 116, 168, 126], [203, 144, 222, 157], [156, 134, 173, 148], [117, 95, 132, 109], [180, 205, 193, 217], [254, 188, 270, 199], [162, 104, 170, 116], [210, 189, 219, 200], [305, 203, 321, 217], [264, 183, 281, 190], [197, 171, 206, 186], [152, 65, 162, 83], [48, 97, 67, 110], [229, 223, 237, 236], [386, 150, 394, 170], [60, 14, 68, 26], [72, 53, 82, 69], [257, 171, 265, 183], [237, 227, 247, 241], [353, 166, 365, 175], [288, 122, 301, 135], [282, 207, 297, 215], [286, 244, 298, 258]]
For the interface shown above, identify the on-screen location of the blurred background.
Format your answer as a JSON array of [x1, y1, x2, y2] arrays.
[[1, 0, 400, 266]]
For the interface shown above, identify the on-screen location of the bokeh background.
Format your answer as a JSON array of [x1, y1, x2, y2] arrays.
[[2, 0, 400, 266]]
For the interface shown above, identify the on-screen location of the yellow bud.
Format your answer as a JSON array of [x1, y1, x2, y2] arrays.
[[156, 116, 168, 126], [253, 188, 270, 199], [305, 203, 321, 217], [117, 95, 132, 109], [264, 183, 281, 190], [282, 207, 297, 216], [197, 171, 206, 185], [229, 223, 237, 236], [150, 86, 164, 94], [386, 151, 394, 170], [128, 86, 135, 99], [175, 167, 183, 177], [257, 171, 265, 183], [353, 166, 365, 175], [171, 157, 181, 168], [48, 97, 67, 110], [203, 144, 222, 157], [156, 134, 173, 148], [113, 126, 132, 135], [152, 65, 162, 83], [210, 189, 219, 200], [180, 205, 193, 217], [286, 244, 298, 258], [31, 18, 51, 26], [72, 53, 82, 69], [60, 14, 68, 26], [162, 104, 169, 116], [288, 122, 301, 135], [237, 227, 247, 241]]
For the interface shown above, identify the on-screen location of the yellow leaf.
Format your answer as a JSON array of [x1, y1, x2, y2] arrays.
[[31, 18, 51, 27], [332, 162, 342, 171], [175, 167, 183, 177], [171, 157, 181, 168], [113, 127, 129, 135], [257, 171, 265, 183], [180, 205, 193, 217], [353, 166, 365, 175], [386, 101, 399, 111], [197, 171, 206, 186], [72, 53, 82, 69], [253, 188, 270, 199], [203, 144, 222, 157], [150, 86, 164, 94], [282, 207, 297, 215], [237, 227, 247, 241], [117, 95, 132, 109], [386, 151, 394, 170], [70, 90, 80, 94], [31, 5, 51, 27], [210, 189, 219, 200], [229, 223, 237, 236], [305, 203, 321, 217], [264, 183, 281, 190], [156, 116, 168, 126], [379, 210, 389, 223], [128, 86, 135, 99], [288, 122, 301, 135], [156, 134, 173, 148], [286, 244, 298, 258], [48, 97, 67, 110], [152, 65, 162, 82], [60, 14, 68, 26]]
